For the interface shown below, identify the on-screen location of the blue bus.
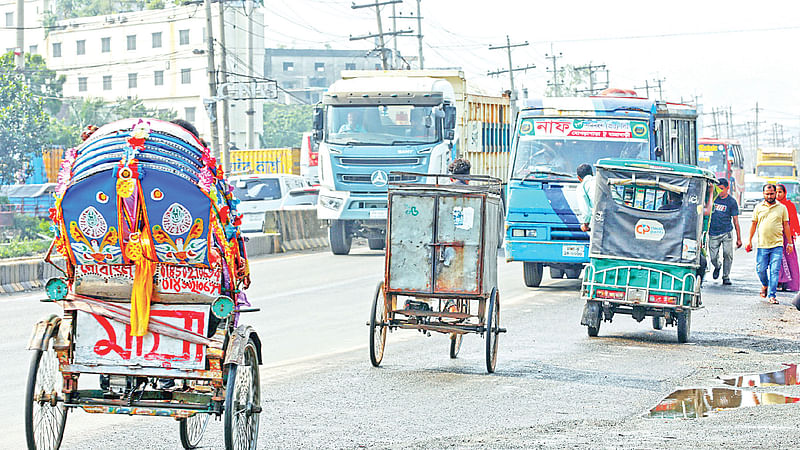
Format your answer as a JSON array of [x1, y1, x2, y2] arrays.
[[504, 95, 698, 287]]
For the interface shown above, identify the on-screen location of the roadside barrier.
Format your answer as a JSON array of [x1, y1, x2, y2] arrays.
[[0, 256, 66, 294], [263, 208, 328, 252]]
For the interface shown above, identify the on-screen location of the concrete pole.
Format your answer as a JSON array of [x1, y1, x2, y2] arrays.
[[204, 0, 220, 159], [391, 2, 398, 69], [416, 0, 423, 69], [375, 3, 388, 69], [16, 0, 24, 67], [247, 0, 255, 149], [217, 0, 230, 172]]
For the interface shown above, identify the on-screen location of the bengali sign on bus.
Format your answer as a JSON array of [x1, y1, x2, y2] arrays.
[[518, 118, 649, 140]]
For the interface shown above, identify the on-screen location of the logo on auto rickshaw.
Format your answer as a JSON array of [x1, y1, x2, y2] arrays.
[[635, 219, 665, 241], [631, 123, 648, 138]]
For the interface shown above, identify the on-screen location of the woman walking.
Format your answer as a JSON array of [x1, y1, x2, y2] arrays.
[[777, 184, 800, 291]]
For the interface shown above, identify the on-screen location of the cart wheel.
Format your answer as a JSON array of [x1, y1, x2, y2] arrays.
[[224, 339, 260, 450], [485, 288, 500, 373], [25, 339, 68, 450], [449, 333, 463, 359], [367, 238, 385, 250], [652, 316, 665, 330], [587, 321, 601, 337], [369, 281, 388, 367], [179, 413, 211, 449], [677, 310, 691, 343], [523, 262, 543, 287]]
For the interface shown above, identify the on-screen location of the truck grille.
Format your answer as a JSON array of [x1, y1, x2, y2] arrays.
[[339, 157, 420, 166], [341, 174, 418, 183]]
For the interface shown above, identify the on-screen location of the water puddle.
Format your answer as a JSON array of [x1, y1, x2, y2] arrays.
[[649, 388, 800, 418], [650, 364, 800, 418], [720, 363, 799, 387]]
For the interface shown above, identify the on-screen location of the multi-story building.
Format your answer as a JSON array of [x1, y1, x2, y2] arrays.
[[264, 48, 383, 104], [0, 0, 46, 57], [1, 2, 264, 152]]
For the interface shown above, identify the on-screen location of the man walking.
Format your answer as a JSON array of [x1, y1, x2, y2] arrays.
[[746, 184, 793, 303], [576, 163, 595, 232], [709, 178, 742, 285]]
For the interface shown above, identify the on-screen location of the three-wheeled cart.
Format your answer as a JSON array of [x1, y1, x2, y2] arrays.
[[368, 172, 506, 373], [25, 119, 262, 450], [580, 158, 717, 343]]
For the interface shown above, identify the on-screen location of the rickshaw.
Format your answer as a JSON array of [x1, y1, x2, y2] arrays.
[[25, 119, 262, 450], [580, 159, 716, 343], [368, 172, 506, 373]]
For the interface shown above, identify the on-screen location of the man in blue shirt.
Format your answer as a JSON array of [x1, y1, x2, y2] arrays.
[[709, 178, 742, 285]]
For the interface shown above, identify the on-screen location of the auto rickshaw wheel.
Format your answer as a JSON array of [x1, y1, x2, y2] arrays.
[[25, 340, 68, 450], [449, 333, 463, 359], [677, 310, 692, 343], [485, 288, 500, 373], [179, 413, 211, 449], [369, 281, 388, 367], [523, 262, 543, 287], [223, 339, 260, 450], [652, 316, 665, 330], [587, 321, 601, 337]]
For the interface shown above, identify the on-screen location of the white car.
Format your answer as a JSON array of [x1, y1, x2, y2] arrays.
[[230, 174, 311, 233]]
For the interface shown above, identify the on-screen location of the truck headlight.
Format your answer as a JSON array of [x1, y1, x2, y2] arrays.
[[511, 229, 537, 238], [319, 195, 343, 210]]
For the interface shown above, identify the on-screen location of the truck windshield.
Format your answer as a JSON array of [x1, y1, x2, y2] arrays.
[[698, 144, 727, 176], [757, 166, 794, 178], [326, 105, 439, 145], [511, 118, 650, 179]]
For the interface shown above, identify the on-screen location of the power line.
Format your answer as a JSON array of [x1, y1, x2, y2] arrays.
[[529, 25, 800, 45]]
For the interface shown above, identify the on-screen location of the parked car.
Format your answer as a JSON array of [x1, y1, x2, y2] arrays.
[[281, 186, 320, 209], [230, 174, 311, 232]]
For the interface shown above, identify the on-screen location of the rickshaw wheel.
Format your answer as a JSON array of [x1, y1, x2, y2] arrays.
[[652, 316, 665, 330], [25, 340, 68, 450], [485, 288, 500, 373], [523, 262, 543, 287], [449, 333, 463, 359], [179, 413, 211, 449], [224, 339, 260, 450], [587, 322, 600, 337], [677, 310, 692, 343], [369, 281, 388, 367]]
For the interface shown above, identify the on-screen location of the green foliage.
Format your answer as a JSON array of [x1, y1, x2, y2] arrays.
[[2, 53, 66, 115], [0, 53, 49, 184], [0, 239, 51, 259], [545, 64, 589, 97], [13, 214, 47, 240], [260, 104, 313, 148], [0, 214, 52, 259]]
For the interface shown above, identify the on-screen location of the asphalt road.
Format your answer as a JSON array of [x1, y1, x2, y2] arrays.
[[4, 221, 800, 449]]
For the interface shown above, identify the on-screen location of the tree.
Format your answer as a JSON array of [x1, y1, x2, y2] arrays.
[[0, 55, 49, 184], [260, 103, 313, 148], [545, 65, 589, 97], [0, 52, 65, 115]]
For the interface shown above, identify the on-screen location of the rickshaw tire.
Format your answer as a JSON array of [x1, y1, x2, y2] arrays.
[[485, 288, 500, 373], [587, 323, 600, 337], [677, 310, 691, 343], [25, 344, 68, 450], [449, 333, 462, 359], [223, 339, 260, 450], [523, 262, 543, 287], [652, 316, 665, 330], [369, 281, 387, 367], [179, 413, 211, 449]]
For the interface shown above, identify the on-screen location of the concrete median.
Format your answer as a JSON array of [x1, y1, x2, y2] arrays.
[[262, 208, 328, 253], [0, 256, 67, 295]]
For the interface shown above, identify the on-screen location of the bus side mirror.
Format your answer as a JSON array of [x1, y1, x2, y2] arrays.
[[443, 105, 456, 140], [312, 106, 323, 142]]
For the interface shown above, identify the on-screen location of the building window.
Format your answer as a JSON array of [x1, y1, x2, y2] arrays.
[[185, 107, 196, 123], [103, 75, 112, 90], [76, 40, 85, 55], [315, 62, 325, 72], [127, 35, 136, 51], [128, 73, 137, 89], [283, 62, 294, 72], [29, 44, 37, 55], [78, 77, 87, 92], [283, 82, 295, 89], [179, 29, 189, 45], [52, 43, 61, 58], [101, 37, 110, 53], [309, 77, 327, 88], [152, 32, 162, 49], [180, 68, 191, 84], [154, 70, 164, 86], [5, 12, 13, 27], [345, 63, 356, 70]]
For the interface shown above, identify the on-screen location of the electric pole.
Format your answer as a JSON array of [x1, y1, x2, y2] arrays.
[[755, 102, 759, 151], [246, 0, 256, 150], [204, 0, 220, 159], [488, 36, 535, 119], [217, 0, 230, 170], [653, 78, 665, 100], [389, 3, 425, 69], [574, 62, 607, 96], [544, 44, 563, 96], [712, 108, 720, 138], [351, 0, 405, 70], [635, 80, 651, 98], [16, 0, 23, 67]]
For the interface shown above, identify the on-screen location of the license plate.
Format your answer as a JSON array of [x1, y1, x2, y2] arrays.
[[369, 209, 388, 219], [562, 245, 584, 257]]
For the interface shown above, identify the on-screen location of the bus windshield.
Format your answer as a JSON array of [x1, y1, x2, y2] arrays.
[[757, 165, 794, 178], [511, 118, 650, 179], [698, 144, 727, 176], [326, 105, 439, 146]]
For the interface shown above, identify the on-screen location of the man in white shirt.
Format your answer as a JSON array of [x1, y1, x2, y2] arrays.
[[576, 163, 595, 232]]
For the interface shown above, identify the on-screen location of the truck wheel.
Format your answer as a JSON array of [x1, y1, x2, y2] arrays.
[[523, 262, 543, 287], [329, 220, 352, 255], [368, 238, 385, 250]]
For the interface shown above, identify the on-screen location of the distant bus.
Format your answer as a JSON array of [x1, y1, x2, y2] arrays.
[[697, 138, 745, 205]]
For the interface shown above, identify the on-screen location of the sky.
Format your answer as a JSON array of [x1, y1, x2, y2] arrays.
[[261, 0, 800, 148]]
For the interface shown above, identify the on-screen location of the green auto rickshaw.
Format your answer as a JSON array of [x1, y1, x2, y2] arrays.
[[580, 158, 717, 343]]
